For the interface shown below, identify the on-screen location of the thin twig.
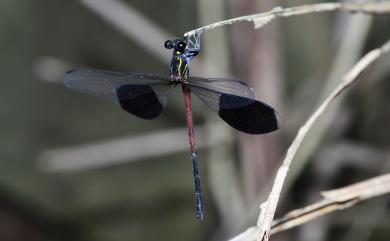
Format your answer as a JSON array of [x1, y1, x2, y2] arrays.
[[254, 39, 390, 241], [281, 2, 373, 209], [339, 170, 390, 241], [227, 39, 390, 241], [185, 2, 390, 37], [271, 173, 390, 234], [229, 173, 390, 240]]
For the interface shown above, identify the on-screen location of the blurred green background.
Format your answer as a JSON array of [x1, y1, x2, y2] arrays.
[[0, 0, 389, 241]]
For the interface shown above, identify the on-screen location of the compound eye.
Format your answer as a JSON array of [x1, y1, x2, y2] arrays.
[[164, 40, 173, 49], [177, 41, 187, 53]]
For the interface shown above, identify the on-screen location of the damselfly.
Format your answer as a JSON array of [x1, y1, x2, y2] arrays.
[[64, 35, 280, 219]]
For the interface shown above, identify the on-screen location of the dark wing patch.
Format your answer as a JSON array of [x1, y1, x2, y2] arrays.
[[114, 84, 164, 120], [188, 77, 281, 134], [218, 93, 280, 134], [64, 68, 171, 119]]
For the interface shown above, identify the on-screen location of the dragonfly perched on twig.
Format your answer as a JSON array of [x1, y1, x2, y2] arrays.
[[64, 34, 280, 220]]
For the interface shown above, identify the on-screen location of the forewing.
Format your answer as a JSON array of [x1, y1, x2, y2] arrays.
[[64, 69, 171, 119], [188, 77, 256, 99], [188, 78, 281, 134], [64, 68, 169, 98]]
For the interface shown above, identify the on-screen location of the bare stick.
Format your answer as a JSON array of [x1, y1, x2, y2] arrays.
[[227, 40, 390, 241], [271, 173, 390, 234], [185, 2, 390, 37], [229, 173, 390, 240], [253, 39, 390, 241]]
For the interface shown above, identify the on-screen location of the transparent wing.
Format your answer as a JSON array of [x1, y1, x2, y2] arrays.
[[64, 68, 170, 98], [188, 76, 256, 99], [188, 77, 281, 134], [64, 68, 172, 119]]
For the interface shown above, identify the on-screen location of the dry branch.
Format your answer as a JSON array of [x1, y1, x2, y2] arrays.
[[228, 39, 390, 241], [271, 173, 390, 234], [229, 173, 390, 240], [185, 2, 390, 37], [254, 39, 390, 241]]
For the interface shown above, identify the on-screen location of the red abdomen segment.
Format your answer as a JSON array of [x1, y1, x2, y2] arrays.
[[182, 84, 204, 220]]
